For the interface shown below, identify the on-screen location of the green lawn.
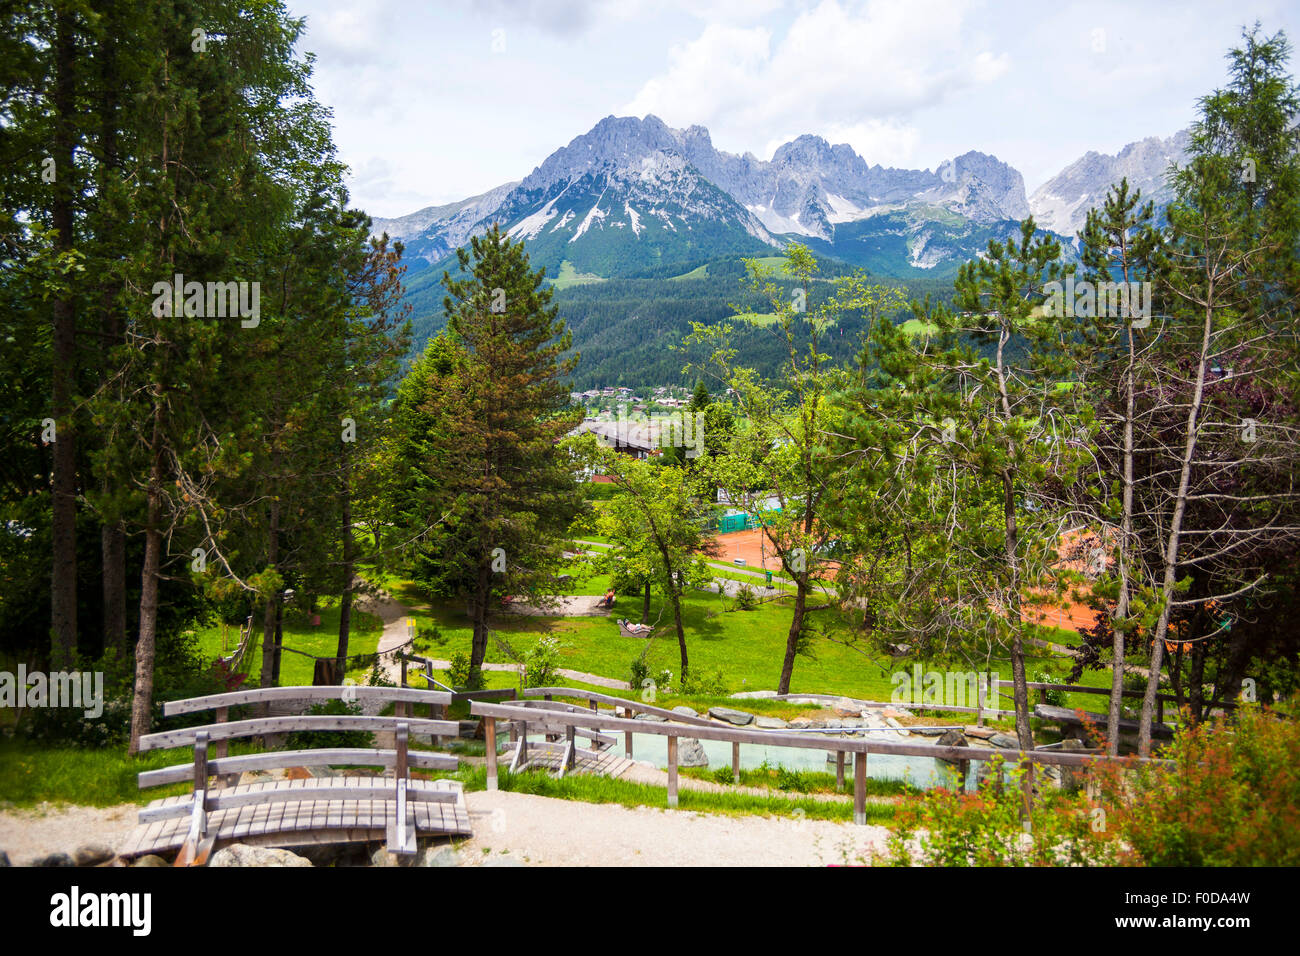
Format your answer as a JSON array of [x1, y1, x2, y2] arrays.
[[551, 260, 605, 289], [190, 602, 384, 687]]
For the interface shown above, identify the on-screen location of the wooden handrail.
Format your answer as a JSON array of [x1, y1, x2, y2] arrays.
[[161, 684, 451, 716], [522, 686, 716, 727], [137, 748, 458, 789], [138, 714, 458, 751]]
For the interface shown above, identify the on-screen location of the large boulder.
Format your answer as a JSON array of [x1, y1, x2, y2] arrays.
[[678, 738, 708, 767], [936, 729, 969, 748], [73, 844, 115, 867], [419, 846, 461, 868], [671, 705, 699, 718], [208, 845, 312, 867], [132, 855, 168, 868], [754, 716, 788, 729], [833, 697, 863, 716], [31, 852, 74, 867], [987, 733, 1022, 749], [708, 707, 754, 726]]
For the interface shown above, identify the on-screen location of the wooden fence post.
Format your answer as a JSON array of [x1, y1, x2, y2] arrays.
[[836, 750, 845, 791], [565, 725, 576, 771], [732, 741, 741, 784], [666, 735, 678, 808], [485, 716, 498, 791], [853, 750, 867, 825], [395, 722, 409, 782], [624, 730, 633, 759], [214, 707, 228, 760]]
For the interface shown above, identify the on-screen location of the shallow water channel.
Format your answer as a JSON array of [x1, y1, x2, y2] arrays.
[[523, 729, 977, 791]]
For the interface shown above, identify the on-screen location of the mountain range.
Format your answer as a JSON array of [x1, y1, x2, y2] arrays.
[[373, 115, 1189, 282]]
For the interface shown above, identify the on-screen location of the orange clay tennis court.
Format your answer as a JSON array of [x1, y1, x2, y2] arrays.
[[706, 529, 1101, 633]]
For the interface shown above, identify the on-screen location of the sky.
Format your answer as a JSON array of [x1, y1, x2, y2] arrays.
[[286, 0, 1300, 218]]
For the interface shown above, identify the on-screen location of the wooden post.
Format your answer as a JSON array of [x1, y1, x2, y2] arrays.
[[976, 681, 986, 727], [589, 699, 598, 712], [624, 730, 633, 759], [214, 707, 228, 759], [395, 722, 409, 782], [565, 725, 576, 771], [666, 735, 679, 808], [193, 730, 209, 796], [732, 741, 741, 784], [400, 654, 408, 689], [853, 750, 867, 825], [835, 750, 845, 791], [485, 716, 498, 791], [519, 720, 528, 764]]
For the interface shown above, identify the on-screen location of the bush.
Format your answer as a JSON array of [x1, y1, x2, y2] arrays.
[[880, 758, 1118, 867], [733, 584, 757, 610], [680, 668, 728, 697], [448, 651, 485, 692], [1097, 706, 1300, 866], [523, 637, 563, 689], [414, 620, 447, 653], [1034, 670, 1064, 706], [286, 699, 374, 750]]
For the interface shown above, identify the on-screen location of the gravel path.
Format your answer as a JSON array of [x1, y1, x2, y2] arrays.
[[0, 803, 137, 865], [460, 790, 888, 866]]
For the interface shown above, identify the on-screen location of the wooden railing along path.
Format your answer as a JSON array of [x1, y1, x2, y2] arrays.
[[472, 687, 1173, 826], [121, 685, 466, 865]]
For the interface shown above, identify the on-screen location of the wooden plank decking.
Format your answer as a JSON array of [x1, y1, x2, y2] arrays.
[[118, 775, 472, 860], [508, 741, 636, 779]]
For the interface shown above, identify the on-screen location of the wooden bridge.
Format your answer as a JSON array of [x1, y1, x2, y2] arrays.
[[119, 685, 470, 864]]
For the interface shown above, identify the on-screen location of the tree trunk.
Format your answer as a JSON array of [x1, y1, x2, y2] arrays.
[[671, 586, 688, 681], [1139, 290, 1214, 756], [101, 523, 127, 657], [127, 430, 163, 756], [335, 451, 353, 676], [1108, 321, 1138, 756], [49, 6, 79, 669], [470, 559, 491, 674], [259, 477, 280, 689], [778, 584, 806, 695], [641, 580, 651, 624]]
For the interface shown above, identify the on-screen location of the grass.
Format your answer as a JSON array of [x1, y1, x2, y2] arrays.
[[456, 764, 895, 824], [190, 603, 384, 687], [681, 763, 920, 798], [551, 260, 605, 289], [669, 263, 709, 281], [0, 738, 265, 807]]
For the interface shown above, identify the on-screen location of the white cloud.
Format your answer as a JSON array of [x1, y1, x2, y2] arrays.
[[625, 0, 1008, 163]]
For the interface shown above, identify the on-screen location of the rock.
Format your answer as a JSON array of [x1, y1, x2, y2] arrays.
[[936, 729, 969, 748], [912, 726, 950, 737], [635, 713, 668, 722], [881, 706, 913, 719], [832, 697, 862, 716], [825, 718, 842, 730], [0, 851, 9, 867], [754, 716, 788, 729], [964, 726, 996, 739], [132, 855, 168, 868], [31, 852, 74, 867], [707, 707, 754, 726], [988, 733, 1021, 749], [678, 738, 708, 767], [73, 844, 115, 867], [419, 846, 461, 868], [730, 690, 778, 699], [481, 855, 524, 867], [788, 718, 814, 729], [370, 847, 408, 867], [884, 717, 910, 736], [671, 705, 699, 717], [1034, 738, 1087, 751], [208, 845, 312, 867]]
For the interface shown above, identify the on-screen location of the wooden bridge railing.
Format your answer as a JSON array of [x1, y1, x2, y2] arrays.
[[139, 685, 460, 863], [472, 692, 1172, 826]]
